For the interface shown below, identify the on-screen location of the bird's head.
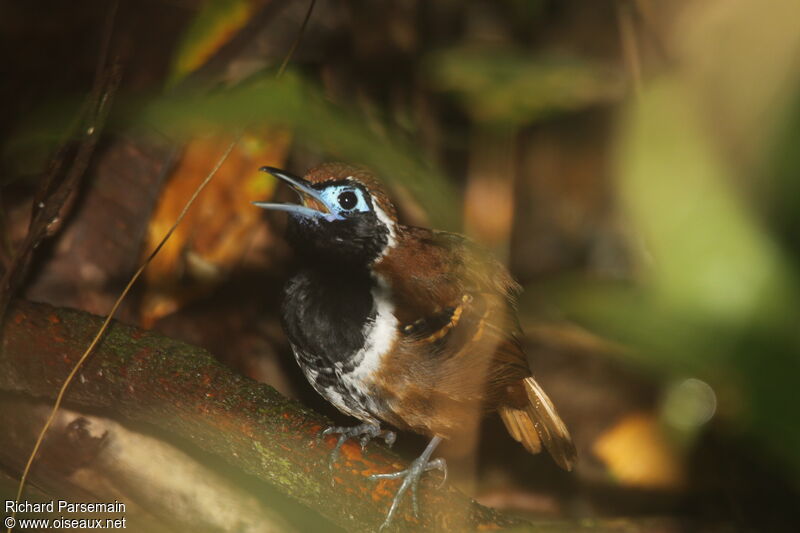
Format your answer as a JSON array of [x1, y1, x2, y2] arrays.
[[254, 163, 398, 265]]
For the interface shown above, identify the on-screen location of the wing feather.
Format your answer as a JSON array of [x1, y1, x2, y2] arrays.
[[374, 226, 576, 469]]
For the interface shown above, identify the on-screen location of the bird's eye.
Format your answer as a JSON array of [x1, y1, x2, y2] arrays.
[[338, 191, 358, 210]]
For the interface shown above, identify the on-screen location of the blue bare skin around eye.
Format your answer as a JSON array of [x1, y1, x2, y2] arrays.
[[319, 186, 371, 215]]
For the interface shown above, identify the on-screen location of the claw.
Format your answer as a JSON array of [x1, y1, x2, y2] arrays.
[[318, 423, 395, 483], [369, 436, 445, 531], [329, 434, 349, 477], [427, 457, 447, 488]]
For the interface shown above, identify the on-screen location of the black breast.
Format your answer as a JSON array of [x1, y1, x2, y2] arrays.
[[281, 267, 375, 373]]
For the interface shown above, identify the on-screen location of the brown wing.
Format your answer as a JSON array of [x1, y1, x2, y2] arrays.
[[376, 227, 521, 326], [374, 228, 576, 469], [375, 227, 528, 394]]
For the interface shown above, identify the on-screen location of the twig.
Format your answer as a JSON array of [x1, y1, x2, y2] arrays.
[[0, 6, 121, 322], [5, 140, 237, 533], [616, 0, 643, 96], [6, 2, 317, 530], [277, 0, 317, 78]]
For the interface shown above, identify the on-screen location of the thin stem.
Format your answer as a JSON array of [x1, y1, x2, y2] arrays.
[[277, 0, 317, 78], [6, 139, 238, 533]]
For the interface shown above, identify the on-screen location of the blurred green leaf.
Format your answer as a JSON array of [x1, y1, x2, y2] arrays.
[[425, 46, 623, 125], [8, 72, 459, 228], [556, 78, 800, 482], [2, 98, 82, 183], [167, 0, 259, 86], [125, 72, 460, 230], [767, 90, 800, 266], [618, 80, 796, 326]]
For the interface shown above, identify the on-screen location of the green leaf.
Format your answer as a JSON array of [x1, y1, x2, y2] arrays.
[[126, 72, 460, 229], [617, 79, 796, 326], [555, 78, 800, 481], [425, 46, 623, 125], [168, 0, 259, 86]]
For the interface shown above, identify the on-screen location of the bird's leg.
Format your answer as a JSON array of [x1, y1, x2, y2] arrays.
[[369, 436, 447, 531], [319, 423, 397, 475]]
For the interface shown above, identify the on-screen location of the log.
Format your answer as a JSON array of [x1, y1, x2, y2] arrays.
[[0, 300, 523, 532], [0, 395, 293, 532]]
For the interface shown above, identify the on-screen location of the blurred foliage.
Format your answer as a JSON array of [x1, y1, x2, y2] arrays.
[[593, 411, 685, 489], [620, 81, 796, 326], [141, 72, 459, 229], [768, 91, 800, 267], [167, 0, 260, 86], [10, 71, 460, 230], [139, 129, 290, 326], [559, 77, 800, 482], [426, 46, 623, 125]]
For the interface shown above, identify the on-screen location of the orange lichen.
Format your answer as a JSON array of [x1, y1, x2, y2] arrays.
[[339, 442, 363, 462], [370, 480, 396, 502]]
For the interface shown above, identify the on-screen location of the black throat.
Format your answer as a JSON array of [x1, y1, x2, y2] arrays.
[[281, 264, 376, 372], [285, 209, 390, 267]]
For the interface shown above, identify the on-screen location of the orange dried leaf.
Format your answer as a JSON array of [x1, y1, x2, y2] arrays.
[[593, 411, 685, 489], [141, 129, 291, 325]]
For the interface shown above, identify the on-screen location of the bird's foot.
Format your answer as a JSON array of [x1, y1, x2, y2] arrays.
[[319, 423, 396, 476], [369, 436, 446, 531]]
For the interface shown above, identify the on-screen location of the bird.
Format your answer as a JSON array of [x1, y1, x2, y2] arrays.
[[254, 163, 576, 530]]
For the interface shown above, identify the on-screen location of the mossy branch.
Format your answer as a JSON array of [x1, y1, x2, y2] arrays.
[[0, 300, 523, 532]]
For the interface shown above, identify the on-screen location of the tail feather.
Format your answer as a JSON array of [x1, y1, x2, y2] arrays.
[[499, 406, 542, 454], [500, 376, 576, 471], [522, 376, 576, 470]]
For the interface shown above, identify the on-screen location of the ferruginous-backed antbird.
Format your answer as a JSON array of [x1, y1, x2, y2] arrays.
[[254, 163, 576, 530]]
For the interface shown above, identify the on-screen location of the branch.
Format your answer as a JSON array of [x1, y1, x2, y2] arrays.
[[0, 394, 292, 532], [0, 300, 523, 532]]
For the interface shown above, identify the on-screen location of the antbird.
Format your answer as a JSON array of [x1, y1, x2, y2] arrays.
[[255, 163, 576, 530]]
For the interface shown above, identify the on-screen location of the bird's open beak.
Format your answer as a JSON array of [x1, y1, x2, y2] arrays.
[[253, 166, 336, 219]]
